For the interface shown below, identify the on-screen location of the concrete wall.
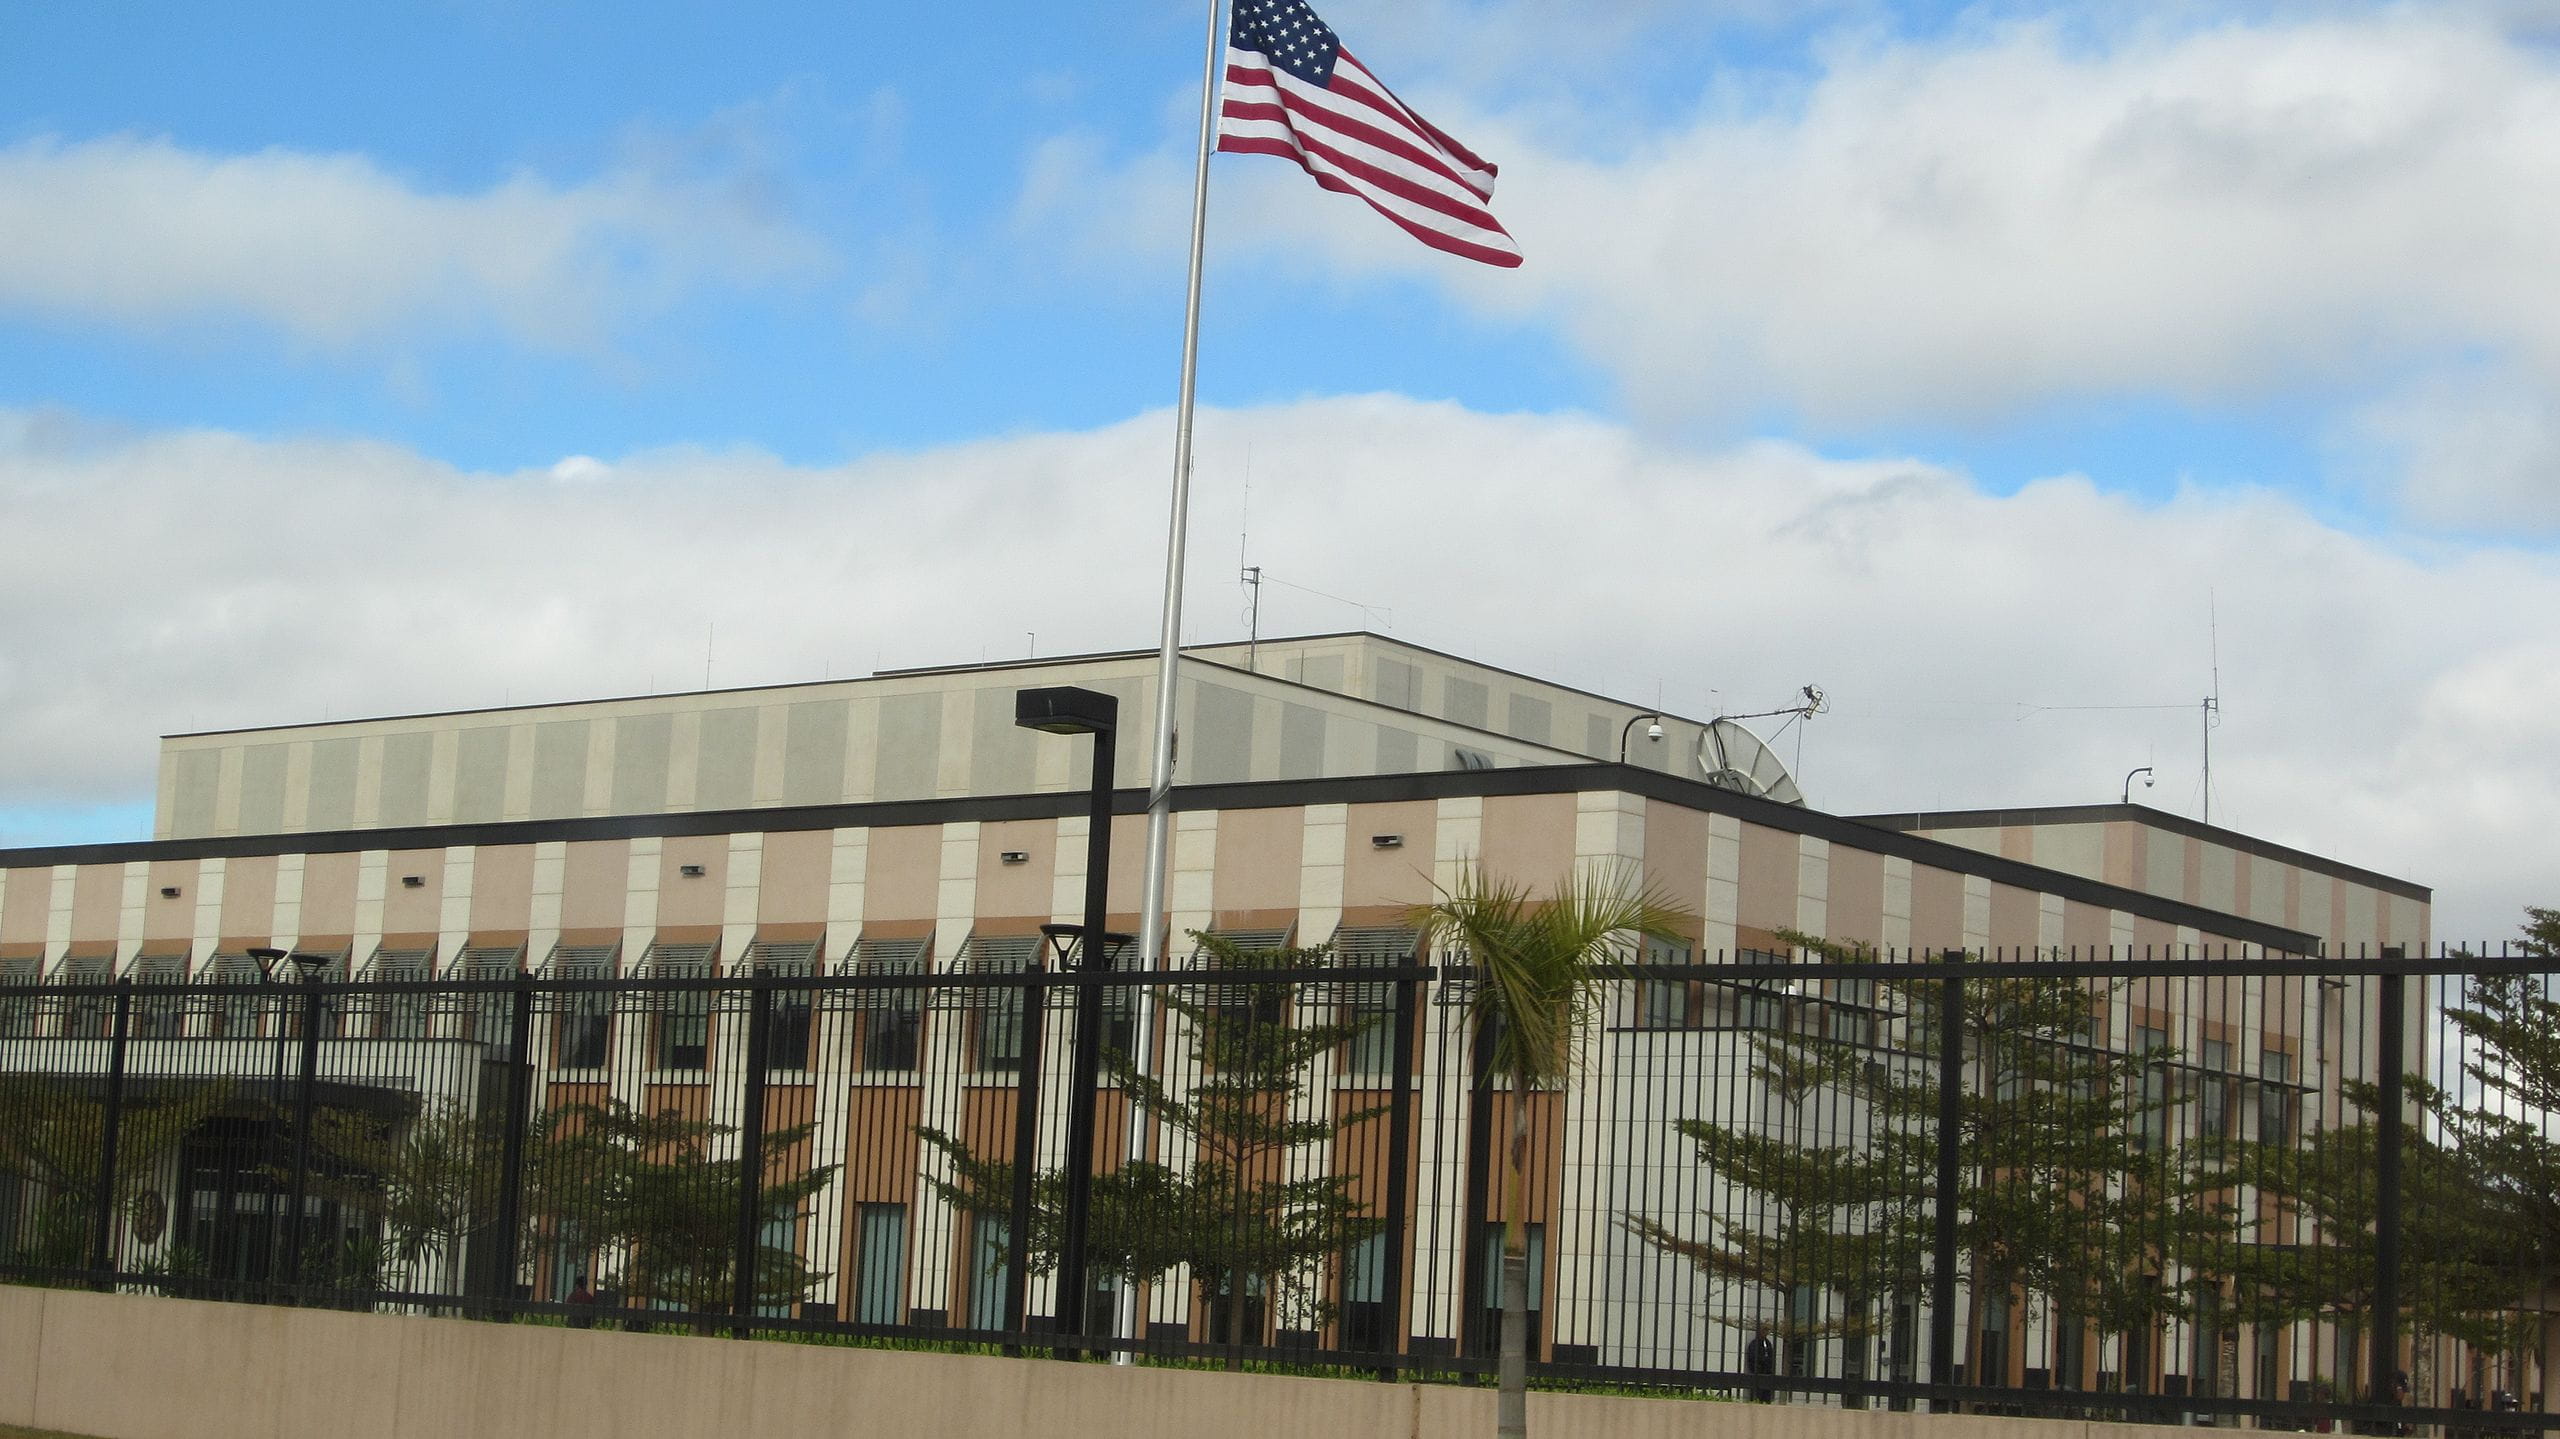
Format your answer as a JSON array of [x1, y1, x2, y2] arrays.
[[0, 1286, 2193, 1439]]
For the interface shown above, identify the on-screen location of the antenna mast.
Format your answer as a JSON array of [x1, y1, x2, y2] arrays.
[[2202, 595, 2222, 826]]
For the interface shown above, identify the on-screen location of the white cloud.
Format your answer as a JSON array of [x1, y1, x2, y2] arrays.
[[2341, 366, 2560, 532], [1036, 8, 2560, 530], [3, 396, 2556, 942], [0, 134, 825, 349]]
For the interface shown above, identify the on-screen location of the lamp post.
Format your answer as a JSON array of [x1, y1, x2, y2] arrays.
[[1617, 712, 1665, 764], [251, 947, 333, 1290], [1015, 685, 1119, 1353], [2122, 766, 2154, 805]]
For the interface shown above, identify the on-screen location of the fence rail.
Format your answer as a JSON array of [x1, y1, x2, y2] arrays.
[[3, 942, 2555, 1429]]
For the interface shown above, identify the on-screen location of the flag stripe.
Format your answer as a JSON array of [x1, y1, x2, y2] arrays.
[[1228, 60, 1491, 206], [1215, 135, 1525, 267], [1217, 109, 1504, 236]]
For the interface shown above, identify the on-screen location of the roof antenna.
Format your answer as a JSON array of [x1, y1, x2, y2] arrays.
[[1239, 447, 1259, 673], [2202, 593, 2222, 826]]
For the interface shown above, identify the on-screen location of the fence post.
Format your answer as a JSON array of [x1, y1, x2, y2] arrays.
[[90, 978, 133, 1282], [1005, 963, 1048, 1347], [732, 962, 774, 1337], [1930, 957, 1964, 1406], [2372, 968, 2406, 1410], [1375, 964, 1420, 1379], [492, 974, 534, 1317], [1460, 1008, 1495, 1368], [283, 972, 326, 1292]]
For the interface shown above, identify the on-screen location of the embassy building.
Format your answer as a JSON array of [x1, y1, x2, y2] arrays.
[[0, 633, 2439, 1403]]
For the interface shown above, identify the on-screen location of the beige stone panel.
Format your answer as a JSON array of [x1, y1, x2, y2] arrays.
[[1209, 804, 1303, 916], [974, 816, 1057, 920], [63, 862, 125, 951], [559, 839, 634, 933], [1479, 791, 1575, 886], [1986, 881, 2040, 955], [214, 854, 277, 945], [2103, 820, 2143, 891], [2146, 829, 2187, 901], [382, 848, 447, 934], [298, 850, 360, 937], [1907, 864, 1965, 953], [862, 824, 943, 923], [2063, 898, 2114, 954], [0, 1285, 35, 1426], [1731, 821, 1800, 946], [653, 834, 727, 928], [1825, 844, 1884, 951], [141, 859, 199, 943], [468, 843, 537, 934], [1340, 799, 1437, 914], [757, 827, 833, 927], [2027, 822, 2104, 882], [32, 1290, 293, 1439], [1641, 799, 1708, 918], [1998, 824, 2034, 861], [0, 865, 52, 949], [393, 1313, 570, 1439], [1102, 812, 1150, 925]]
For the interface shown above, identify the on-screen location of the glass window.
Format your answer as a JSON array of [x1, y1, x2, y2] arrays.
[[54, 954, 114, 1037], [1341, 1230, 1390, 1351], [2258, 1049, 2294, 1146], [957, 935, 1042, 1073], [845, 933, 929, 1075], [130, 951, 190, 1038], [0, 956, 38, 1037], [966, 1215, 1010, 1332], [745, 941, 819, 1072], [644, 941, 717, 1071], [2133, 1025, 2172, 1153], [855, 1202, 907, 1325], [2199, 1039, 2231, 1140]]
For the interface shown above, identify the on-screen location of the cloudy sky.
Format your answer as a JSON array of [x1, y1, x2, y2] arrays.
[[3, 0, 2555, 942]]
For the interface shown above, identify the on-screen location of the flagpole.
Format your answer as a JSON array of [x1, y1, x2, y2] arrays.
[[1136, 0, 1224, 981], [1114, 0, 1225, 1367]]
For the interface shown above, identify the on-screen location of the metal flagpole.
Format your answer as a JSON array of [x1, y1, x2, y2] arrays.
[[1116, 0, 1227, 1366]]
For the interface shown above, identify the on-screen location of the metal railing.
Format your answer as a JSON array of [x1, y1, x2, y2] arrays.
[[0, 942, 2554, 1429]]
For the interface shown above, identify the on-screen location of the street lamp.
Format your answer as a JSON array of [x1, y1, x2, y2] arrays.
[[2122, 767, 2155, 805], [1618, 712, 1665, 764], [249, 946, 333, 1291], [1015, 685, 1119, 1355]]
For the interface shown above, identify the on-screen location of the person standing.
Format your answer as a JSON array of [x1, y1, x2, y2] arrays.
[[1745, 1323, 1779, 1403]]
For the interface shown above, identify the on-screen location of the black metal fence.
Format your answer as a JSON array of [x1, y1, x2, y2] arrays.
[[3, 941, 2556, 1430]]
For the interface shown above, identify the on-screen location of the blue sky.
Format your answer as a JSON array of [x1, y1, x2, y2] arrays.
[[3, 0, 2558, 937]]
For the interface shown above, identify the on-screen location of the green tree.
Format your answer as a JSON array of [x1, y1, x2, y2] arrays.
[[921, 932, 1386, 1365], [2434, 907, 2560, 1411], [531, 1099, 833, 1332], [1627, 935, 2216, 1394], [2192, 1080, 2512, 1402], [300, 1097, 522, 1295], [1412, 861, 1693, 1439], [0, 1076, 234, 1273]]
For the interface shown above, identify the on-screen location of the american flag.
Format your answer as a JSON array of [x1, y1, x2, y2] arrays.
[[1215, 0, 1522, 268]]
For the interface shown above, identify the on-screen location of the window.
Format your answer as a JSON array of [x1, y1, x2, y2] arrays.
[[1824, 975, 1878, 1047], [207, 951, 267, 1037], [966, 1215, 1010, 1332], [455, 943, 527, 1052], [1474, 1222, 1544, 1357], [53, 954, 114, 1036], [755, 1213, 799, 1317], [1977, 1289, 2010, 1387], [854, 1202, 907, 1325], [955, 934, 1042, 1073], [2133, 1025, 2171, 1153], [545, 944, 614, 1069], [2198, 1039, 2232, 1141], [362, 945, 434, 1040], [1318, 925, 1410, 1079], [2258, 1049, 2294, 1146], [0, 956, 38, 1037], [1635, 936, 1693, 1031], [844, 933, 928, 1074], [743, 940, 819, 1072], [643, 940, 718, 1071], [129, 951, 190, 1038], [1340, 1230, 1390, 1352]]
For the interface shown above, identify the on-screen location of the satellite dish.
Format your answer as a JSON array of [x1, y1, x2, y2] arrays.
[[1696, 717, 1807, 806]]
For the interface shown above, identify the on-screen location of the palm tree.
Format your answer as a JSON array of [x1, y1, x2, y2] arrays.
[[1412, 860, 1694, 1439]]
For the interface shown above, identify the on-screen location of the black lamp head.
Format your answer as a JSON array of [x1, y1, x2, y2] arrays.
[[1015, 685, 1119, 736]]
